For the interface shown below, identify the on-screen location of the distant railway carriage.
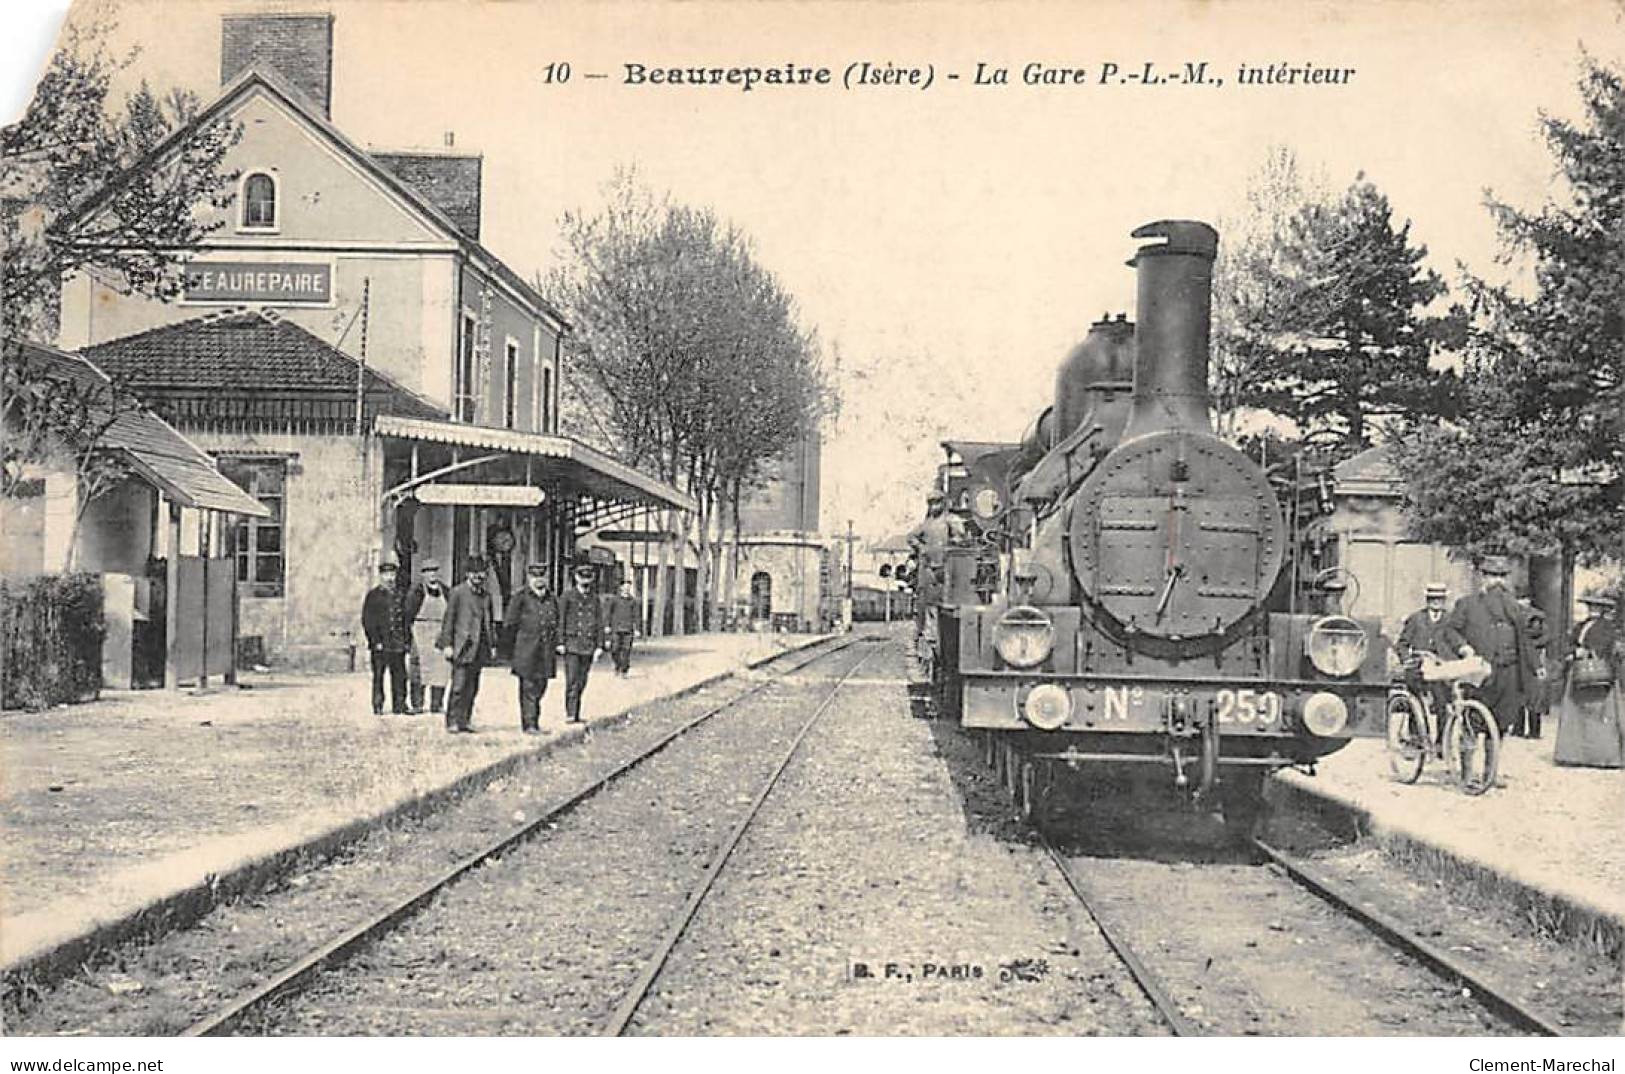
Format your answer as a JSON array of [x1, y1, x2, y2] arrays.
[[916, 220, 1390, 838]]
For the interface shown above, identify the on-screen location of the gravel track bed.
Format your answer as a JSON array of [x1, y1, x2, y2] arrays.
[[251, 642, 879, 1035], [1043, 791, 1533, 1035], [7, 640, 847, 1037], [1281, 838, 1621, 1034], [628, 641, 1167, 1036]]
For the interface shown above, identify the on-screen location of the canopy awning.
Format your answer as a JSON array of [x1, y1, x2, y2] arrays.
[[118, 447, 271, 517], [374, 415, 694, 513], [7, 339, 269, 518]]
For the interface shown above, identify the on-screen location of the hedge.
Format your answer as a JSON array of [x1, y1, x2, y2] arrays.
[[2, 573, 105, 711]]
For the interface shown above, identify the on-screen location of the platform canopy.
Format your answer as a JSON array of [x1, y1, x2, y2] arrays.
[[375, 414, 694, 517]]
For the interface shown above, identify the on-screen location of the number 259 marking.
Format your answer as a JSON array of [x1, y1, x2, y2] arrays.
[[1216, 689, 1282, 724]]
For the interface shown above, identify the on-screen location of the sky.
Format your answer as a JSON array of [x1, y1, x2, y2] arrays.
[[3, 0, 1621, 541]]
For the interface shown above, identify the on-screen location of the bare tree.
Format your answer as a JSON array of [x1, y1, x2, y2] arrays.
[[550, 172, 829, 633]]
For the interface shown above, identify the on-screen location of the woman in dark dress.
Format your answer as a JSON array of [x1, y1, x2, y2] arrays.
[[1553, 590, 1622, 768]]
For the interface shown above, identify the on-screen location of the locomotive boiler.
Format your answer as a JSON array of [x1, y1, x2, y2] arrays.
[[925, 220, 1389, 836]]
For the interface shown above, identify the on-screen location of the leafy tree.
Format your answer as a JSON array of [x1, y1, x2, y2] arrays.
[[1393, 55, 1624, 572], [1223, 174, 1462, 461], [3, 11, 239, 340]]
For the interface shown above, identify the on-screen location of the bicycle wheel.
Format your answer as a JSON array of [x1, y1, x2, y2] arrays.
[[1385, 691, 1428, 783], [1444, 699, 1501, 796]]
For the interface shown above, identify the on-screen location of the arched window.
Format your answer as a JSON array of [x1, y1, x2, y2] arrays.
[[750, 571, 773, 620], [241, 172, 277, 229]]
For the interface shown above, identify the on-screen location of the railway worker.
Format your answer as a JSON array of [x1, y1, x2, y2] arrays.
[[605, 580, 640, 676], [556, 563, 605, 724], [505, 563, 559, 734], [438, 556, 497, 734], [1554, 589, 1622, 768], [1446, 554, 1539, 736], [405, 559, 451, 714], [361, 559, 411, 716], [1395, 582, 1467, 728]]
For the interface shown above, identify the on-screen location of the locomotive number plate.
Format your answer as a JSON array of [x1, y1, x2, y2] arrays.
[[1095, 685, 1283, 726], [1215, 688, 1283, 725]]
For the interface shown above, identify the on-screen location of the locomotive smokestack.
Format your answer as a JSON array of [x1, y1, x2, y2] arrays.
[[1121, 220, 1217, 439]]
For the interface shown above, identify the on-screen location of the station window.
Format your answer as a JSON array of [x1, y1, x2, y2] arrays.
[[220, 458, 286, 597], [241, 172, 277, 230], [455, 311, 478, 422], [542, 365, 552, 433], [504, 339, 519, 429]]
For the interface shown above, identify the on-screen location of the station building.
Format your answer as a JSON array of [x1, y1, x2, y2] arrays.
[[59, 13, 690, 668]]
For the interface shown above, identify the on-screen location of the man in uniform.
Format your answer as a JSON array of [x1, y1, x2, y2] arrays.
[[556, 564, 605, 724], [605, 580, 640, 676], [1395, 582, 1467, 724], [361, 560, 410, 716], [404, 559, 451, 714], [506, 563, 558, 734], [438, 556, 496, 734], [1446, 554, 1538, 735]]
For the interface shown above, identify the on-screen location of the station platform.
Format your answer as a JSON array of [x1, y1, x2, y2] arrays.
[[1276, 734, 1624, 953], [0, 631, 829, 985]]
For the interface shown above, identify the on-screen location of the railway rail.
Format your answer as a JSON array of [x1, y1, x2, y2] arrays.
[[997, 748, 1570, 1035], [181, 636, 876, 1037], [1251, 838, 1566, 1037]]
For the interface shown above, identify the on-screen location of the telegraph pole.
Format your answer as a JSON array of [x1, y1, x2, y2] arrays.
[[838, 520, 859, 632]]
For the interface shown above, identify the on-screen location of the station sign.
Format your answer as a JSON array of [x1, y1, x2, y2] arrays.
[[184, 260, 333, 304], [596, 529, 677, 543], [415, 484, 544, 507]]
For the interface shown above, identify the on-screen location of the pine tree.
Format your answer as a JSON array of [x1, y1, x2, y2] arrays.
[[1232, 175, 1462, 461], [1393, 56, 1624, 565]]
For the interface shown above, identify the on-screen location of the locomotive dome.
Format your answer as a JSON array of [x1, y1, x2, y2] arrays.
[[1053, 315, 1134, 442]]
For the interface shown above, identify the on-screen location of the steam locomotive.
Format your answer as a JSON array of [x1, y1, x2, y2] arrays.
[[917, 220, 1389, 837]]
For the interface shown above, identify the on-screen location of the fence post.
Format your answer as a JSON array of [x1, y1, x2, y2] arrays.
[[164, 501, 181, 691]]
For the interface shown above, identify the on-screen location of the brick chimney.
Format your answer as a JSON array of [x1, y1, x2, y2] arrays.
[[221, 13, 335, 117]]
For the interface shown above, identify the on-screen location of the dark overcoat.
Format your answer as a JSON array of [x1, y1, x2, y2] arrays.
[[1396, 610, 1467, 661], [362, 584, 409, 652], [1447, 586, 1538, 714], [437, 581, 495, 666], [558, 587, 604, 656], [606, 593, 640, 633], [507, 588, 559, 681]]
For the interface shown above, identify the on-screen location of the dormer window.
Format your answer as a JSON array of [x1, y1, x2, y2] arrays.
[[241, 172, 278, 230]]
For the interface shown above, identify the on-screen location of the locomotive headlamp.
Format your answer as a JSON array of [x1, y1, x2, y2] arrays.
[[1301, 691, 1350, 737], [1307, 615, 1368, 678], [993, 605, 1055, 668], [1020, 683, 1072, 731]]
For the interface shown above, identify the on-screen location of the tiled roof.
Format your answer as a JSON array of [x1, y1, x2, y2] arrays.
[[84, 311, 445, 419], [1332, 445, 1404, 497], [6, 340, 270, 517], [374, 152, 482, 239]]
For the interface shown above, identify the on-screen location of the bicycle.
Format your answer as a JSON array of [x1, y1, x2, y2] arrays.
[[1385, 652, 1501, 795]]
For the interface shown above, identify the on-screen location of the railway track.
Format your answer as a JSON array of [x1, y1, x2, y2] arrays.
[[182, 636, 877, 1037], [995, 750, 1569, 1035], [1250, 837, 1566, 1037]]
